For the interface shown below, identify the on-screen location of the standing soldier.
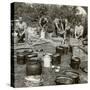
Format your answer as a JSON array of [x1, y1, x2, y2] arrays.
[[15, 17, 27, 43]]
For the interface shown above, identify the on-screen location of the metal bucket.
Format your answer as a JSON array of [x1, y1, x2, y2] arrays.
[[70, 57, 81, 70], [56, 46, 64, 55], [17, 52, 25, 65], [52, 53, 61, 65]]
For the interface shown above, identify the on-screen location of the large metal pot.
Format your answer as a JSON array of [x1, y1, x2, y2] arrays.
[[70, 57, 81, 70], [55, 76, 73, 85], [64, 71, 80, 83], [26, 58, 42, 76]]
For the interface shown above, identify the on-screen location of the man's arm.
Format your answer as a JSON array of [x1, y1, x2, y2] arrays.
[[75, 26, 77, 38], [79, 26, 84, 37], [56, 23, 60, 31], [21, 22, 27, 36]]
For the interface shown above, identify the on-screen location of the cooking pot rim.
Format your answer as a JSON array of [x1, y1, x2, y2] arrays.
[[55, 76, 73, 83]]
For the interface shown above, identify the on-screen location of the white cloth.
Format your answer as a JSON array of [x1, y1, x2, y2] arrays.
[[43, 54, 52, 68]]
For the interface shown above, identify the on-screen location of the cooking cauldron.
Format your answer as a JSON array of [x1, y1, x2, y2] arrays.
[[64, 71, 80, 83], [26, 58, 42, 76], [55, 76, 73, 85]]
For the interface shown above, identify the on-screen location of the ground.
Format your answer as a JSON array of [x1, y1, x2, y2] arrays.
[[13, 38, 88, 87]]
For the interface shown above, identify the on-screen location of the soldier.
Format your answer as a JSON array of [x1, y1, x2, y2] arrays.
[[39, 16, 48, 39], [75, 22, 84, 39], [53, 17, 64, 37], [15, 17, 27, 43], [53, 18, 60, 36]]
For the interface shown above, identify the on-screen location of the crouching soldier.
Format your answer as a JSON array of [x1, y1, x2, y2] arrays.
[[15, 17, 27, 43]]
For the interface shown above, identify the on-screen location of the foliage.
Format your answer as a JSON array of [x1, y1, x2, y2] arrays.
[[14, 2, 87, 27]]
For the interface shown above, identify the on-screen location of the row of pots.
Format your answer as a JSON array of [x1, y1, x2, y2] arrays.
[[55, 46, 81, 85], [16, 46, 81, 76], [16, 46, 81, 86]]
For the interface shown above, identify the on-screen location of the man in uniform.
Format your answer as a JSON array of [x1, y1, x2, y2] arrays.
[[15, 17, 27, 43], [53, 17, 64, 37], [75, 22, 84, 39], [39, 16, 48, 39]]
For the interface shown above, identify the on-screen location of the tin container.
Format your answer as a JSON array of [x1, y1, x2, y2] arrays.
[[43, 53, 52, 68], [17, 52, 25, 65], [52, 53, 61, 65], [70, 57, 81, 70], [56, 46, 64, 55]]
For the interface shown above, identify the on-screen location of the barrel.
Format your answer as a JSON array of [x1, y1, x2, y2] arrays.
[[26, 58, 42, 76], [52, 53, 61, 65], [56, 46, 64, 55], [64, 71, 80, 83], [55, 76, 73, 85], [70, 57, 81, 70]]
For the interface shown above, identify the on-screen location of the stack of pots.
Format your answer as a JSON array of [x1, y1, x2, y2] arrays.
[[52, 46, 63, 66]]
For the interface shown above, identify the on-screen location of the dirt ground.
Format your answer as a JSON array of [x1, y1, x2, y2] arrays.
[[13, 38, 88, 87]]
